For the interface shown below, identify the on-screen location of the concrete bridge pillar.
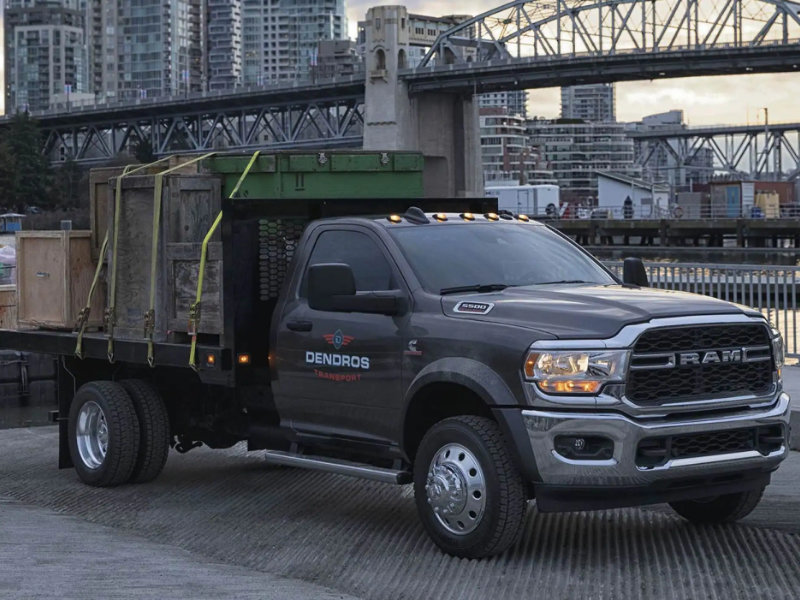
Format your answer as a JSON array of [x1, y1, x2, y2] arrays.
[[362, 6, 482, 198]]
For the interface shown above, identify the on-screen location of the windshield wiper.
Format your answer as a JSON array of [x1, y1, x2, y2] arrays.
[[534, 280, 592, 285], [440, 284, 511, 295]]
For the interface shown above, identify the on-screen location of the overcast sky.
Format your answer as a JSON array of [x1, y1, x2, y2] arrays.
[[347, 1, 800, 126]]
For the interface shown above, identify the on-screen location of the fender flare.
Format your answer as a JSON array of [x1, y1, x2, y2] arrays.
[[403, 357, 541, 483]]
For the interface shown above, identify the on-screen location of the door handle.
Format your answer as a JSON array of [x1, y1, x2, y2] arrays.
[[286, 320, 313, 332]]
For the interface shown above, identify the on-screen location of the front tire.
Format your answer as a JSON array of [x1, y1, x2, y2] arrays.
[[413, 416, 527, 558], [669, 488, 765, 524], [68, 381, 140, 487]]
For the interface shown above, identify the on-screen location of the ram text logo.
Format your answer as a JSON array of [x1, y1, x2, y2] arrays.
[[677, 346, 766, 367]]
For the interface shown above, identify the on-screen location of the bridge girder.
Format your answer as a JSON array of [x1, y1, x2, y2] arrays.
[[41, 97, 365, 164], [632, 123, 800, 181], [420, 0, 800, 66]]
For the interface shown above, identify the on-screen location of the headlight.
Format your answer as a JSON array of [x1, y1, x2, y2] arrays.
[[523, 349, 629, 395], [771, 327, 785, 370]]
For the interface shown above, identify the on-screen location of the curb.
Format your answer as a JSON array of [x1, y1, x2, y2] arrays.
[[791, 409, 799, 452]]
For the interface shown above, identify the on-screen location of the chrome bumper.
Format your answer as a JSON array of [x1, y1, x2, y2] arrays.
[[522, 392, 791, 487]]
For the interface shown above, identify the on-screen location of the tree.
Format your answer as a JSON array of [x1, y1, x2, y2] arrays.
[[0, 112, 52, 212], [133, 138, 156, 164], [50, 157, 83, 209]]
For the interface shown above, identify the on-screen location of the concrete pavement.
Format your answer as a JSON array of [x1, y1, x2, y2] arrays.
[[0, 426, 798, 600], [0, 495, 359, 600]]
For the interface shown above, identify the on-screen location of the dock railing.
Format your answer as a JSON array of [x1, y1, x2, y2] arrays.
[[603, 261, 799, 358]]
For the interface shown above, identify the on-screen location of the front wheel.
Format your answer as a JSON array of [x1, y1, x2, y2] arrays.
[[669, 488, 765, 524], [68, 381, 140, 487], [413, 416, 527, 558]]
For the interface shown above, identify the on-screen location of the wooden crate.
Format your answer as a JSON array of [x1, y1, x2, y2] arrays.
[[0, 284, 17, 330], [16, 231, 103, 330], [107, 175, 222, 342], [89, 167, 124, 261], [90, 159, 201, 261]]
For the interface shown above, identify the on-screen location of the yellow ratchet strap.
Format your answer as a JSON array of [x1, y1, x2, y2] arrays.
[[189, 150, 261, 371], [145, 153, 216, 368], [74, 231, 109, 359], [106, 156, 172, 363]]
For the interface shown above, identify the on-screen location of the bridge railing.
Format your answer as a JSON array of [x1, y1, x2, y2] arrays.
[[603, 261, 799, 357], [562, 203, 799, 220]]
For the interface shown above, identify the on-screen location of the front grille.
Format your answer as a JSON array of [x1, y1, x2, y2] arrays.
[[636, 425, 784, 468], [626, 324, 773, 406]]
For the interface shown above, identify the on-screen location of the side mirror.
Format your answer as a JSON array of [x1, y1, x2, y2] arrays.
[[622, 257, 649, 287], [308, 263, 405, 315], [308, 263, 356, 311]]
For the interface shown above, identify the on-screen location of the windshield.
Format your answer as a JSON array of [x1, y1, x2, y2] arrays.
[[388, 223, 616, 293]]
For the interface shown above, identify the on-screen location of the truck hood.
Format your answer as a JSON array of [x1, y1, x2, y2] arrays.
[[442, 284, 756, 339]]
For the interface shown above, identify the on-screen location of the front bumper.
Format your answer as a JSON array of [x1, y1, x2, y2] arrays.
[[522, 392, 791, 511]]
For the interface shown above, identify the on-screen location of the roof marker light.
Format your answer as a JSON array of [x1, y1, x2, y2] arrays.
[[434, 213, 448, 222], [460, 212, 475, 221], [388, 214, 402, 224], [517, 214, 530, 222], [485, 212, 500, 221]]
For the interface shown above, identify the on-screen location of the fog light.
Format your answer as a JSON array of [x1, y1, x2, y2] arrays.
[[554, 436, 614, 461]]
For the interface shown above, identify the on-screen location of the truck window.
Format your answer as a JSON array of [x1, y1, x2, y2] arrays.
[[300, 230, 394, 296], [389, 223, 614, 293]]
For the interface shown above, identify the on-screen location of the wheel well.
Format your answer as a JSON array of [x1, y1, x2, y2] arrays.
[[403, 383, 493, 461]]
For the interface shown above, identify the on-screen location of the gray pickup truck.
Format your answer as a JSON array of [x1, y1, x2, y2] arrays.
[[2, 203, 789, 558]]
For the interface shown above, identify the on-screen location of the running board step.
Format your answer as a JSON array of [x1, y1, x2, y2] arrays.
[[263, 450, 411, 484]]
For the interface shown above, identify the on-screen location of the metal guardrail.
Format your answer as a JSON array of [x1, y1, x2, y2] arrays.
[[567, 204, 799, 220], [604, 261, 799, 357]]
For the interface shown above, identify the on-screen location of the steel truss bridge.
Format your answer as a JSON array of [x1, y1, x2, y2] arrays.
[[37, 80, 366, 165], [631, 122, 800, 180], [8, 0, 800, 164]]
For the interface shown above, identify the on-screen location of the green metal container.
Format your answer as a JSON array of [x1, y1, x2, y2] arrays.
[[205, 151, 424, 200]]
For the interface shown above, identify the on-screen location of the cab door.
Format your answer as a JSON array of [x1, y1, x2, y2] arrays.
[[273, 226, 409, 445]]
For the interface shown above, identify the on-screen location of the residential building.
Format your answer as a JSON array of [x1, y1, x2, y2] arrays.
[[315, 39, 361, 78], [528, 118, 640, 202], [479, 91, 528, 119], [243, 0, 347, 85], [561, 83, 615, 122], [84, 0, 205, 103], [5, 0, 87, 112], [481, 108, 554, 186], [207, 0, 243, 91]]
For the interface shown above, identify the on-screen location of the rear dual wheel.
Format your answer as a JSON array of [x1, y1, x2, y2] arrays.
[[69, 380, 170, 487]]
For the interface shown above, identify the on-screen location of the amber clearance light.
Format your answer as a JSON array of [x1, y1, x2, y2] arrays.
[[485, 212, 500, 221], [537, 380, 602, 394], [460, 212, 475, 221]]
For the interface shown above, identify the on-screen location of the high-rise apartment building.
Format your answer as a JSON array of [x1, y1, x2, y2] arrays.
[[243, 0, 347, 85], [479, 91, 528, 119], [208, 0, 243, 91], [561, 83, 615, 122], [5, 0, 87, 112], [480, 108, 554, 186], [84, 0, 205, 102], [528, 119, 639, 201]]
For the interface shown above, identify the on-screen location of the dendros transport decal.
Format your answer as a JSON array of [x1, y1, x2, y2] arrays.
[[306, 329, 370, 382]]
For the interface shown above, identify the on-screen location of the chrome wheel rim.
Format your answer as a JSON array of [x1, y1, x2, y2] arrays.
[[425, 443, 487, 535], [76, 401, 108, 470]]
